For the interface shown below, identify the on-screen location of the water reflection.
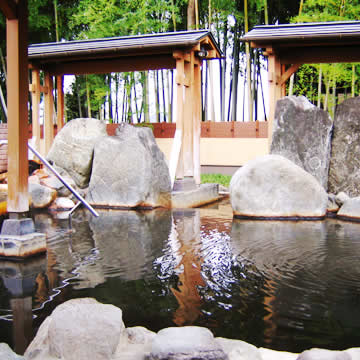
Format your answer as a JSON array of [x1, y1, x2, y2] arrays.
[[170, 210, 205, 326], [230, 219, 360, 351], [0, 257, 45, 354], [89, 209, 171, 282], [1, 204, 360, 354]]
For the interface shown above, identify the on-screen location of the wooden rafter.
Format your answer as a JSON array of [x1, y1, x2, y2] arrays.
[[0, 0, 17, 20]]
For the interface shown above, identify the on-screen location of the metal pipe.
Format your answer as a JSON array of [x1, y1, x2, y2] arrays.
[[27, 142, 99, 217]]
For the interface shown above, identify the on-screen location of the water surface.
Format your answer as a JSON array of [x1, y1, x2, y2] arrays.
[[1, 199, 360, 354]]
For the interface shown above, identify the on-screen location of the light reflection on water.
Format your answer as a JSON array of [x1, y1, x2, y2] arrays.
[[1, 199, 360, 354]]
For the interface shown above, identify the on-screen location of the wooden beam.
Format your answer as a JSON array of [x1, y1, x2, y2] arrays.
[[44, 72, 54, 154], [206, 49, 217, 59], [280, 63, 301, 85], [29, 84, 47, 93], [56, 75, 64, 130], [42, 54, 177, 76], [30, 69, 41, 153], [267, 52, 282, 150], [0, 0, 17, 20], [278, 45, 360, 64], [6, 0, 29, 213]]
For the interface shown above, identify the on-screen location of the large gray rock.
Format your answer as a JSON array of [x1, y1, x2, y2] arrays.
[[230, 155, 328, 218], [271, 96, 333, 189], [47, 118, 107, 188], [86, 123, 171, 208], [337, 197, 360, 221], [328, 97, 360, 196], [25, 298, 127, 360], [146, 327, 228, 360], [0, 343, 24, 360]]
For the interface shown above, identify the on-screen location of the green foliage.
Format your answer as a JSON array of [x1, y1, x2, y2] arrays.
[[71, 0, 178, 38], [201, 173, 232, 188], [292, 0, 360, 22], [290, 0, 360, 105], [134, 123, 154, 131]]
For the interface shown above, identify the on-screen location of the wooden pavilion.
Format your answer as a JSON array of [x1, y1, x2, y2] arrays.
[[0, 4, 221, 217], [28, 30, 222, 189], [242, 21, 360, 146]]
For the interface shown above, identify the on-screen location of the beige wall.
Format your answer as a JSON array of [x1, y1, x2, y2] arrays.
[[156, 138, 269, 167]]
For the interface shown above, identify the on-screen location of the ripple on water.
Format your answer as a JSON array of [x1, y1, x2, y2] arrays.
[[4, 207, 360, 354]]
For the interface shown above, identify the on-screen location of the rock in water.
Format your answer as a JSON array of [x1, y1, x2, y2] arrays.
[[46, 118, 107, 188], [271, 96, 333, 190], [230, 154, 328, 218], [328, 97, 360, 197], [86, 123, 171, 208]]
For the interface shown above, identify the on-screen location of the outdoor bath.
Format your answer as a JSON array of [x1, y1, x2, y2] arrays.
[[1, 197, 360, 357]]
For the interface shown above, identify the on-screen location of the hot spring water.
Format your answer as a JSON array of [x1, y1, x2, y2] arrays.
[[1, 198, 360, 354]]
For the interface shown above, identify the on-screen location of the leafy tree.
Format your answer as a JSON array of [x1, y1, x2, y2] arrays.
[[291, 0, 360, 109]]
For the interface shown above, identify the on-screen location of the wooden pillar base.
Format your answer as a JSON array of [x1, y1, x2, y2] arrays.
[[173, 177, 197, 192], [0, 218, 46, 258]]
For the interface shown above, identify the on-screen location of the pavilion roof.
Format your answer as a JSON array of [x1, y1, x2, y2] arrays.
[[28, 30, 222, 75], [242, 21, 360, 46], [242, 21, 360, 64]]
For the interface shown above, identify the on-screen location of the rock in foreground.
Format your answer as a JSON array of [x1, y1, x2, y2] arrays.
[[22, 298, 360, 360], [271, 96, 333, 190], [86, 123, 171, 208], [230, 155, 328, 218], [25, 298, 127, 360], [146, 327, 228, 360]]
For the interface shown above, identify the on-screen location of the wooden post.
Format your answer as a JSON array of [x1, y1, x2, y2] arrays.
[[31, 68, 41, 152], [56, 75, 64, 131], [7, 0, 29, 213], [174, 52, 185, 180], [267, 49, 282, 149], [281, 64, 286, 97], [193, 58, 201, 185], [183, 51, 194, 178], [44, 72, 54, 154]]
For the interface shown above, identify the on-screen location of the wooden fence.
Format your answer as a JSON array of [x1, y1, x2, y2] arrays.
[[107, 121, 268, 138], [0, 121, 268, 173]]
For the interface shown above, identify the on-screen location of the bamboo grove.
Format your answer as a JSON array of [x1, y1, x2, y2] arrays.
[[1, 0, 360, 123]]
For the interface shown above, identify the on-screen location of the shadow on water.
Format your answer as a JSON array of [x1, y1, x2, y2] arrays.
[[1, 200, 360, 354]]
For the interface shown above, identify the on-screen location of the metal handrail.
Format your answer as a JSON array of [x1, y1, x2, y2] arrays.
[[27, 143, 99, 217]]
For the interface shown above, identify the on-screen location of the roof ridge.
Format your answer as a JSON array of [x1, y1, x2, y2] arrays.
[[29, 29, 211, 48]]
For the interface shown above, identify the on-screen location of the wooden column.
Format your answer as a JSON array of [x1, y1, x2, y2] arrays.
[[183, 51, 194, 178], [56, 75, 64, 130], [6, 0, 29, 213], [193, 58, 201, 185], [281, 64, 286, 97], [30, 68, 41, 152], [174, 51, 185, 180], [267, 48, 282, 149], [44, 72, 54, 154]]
